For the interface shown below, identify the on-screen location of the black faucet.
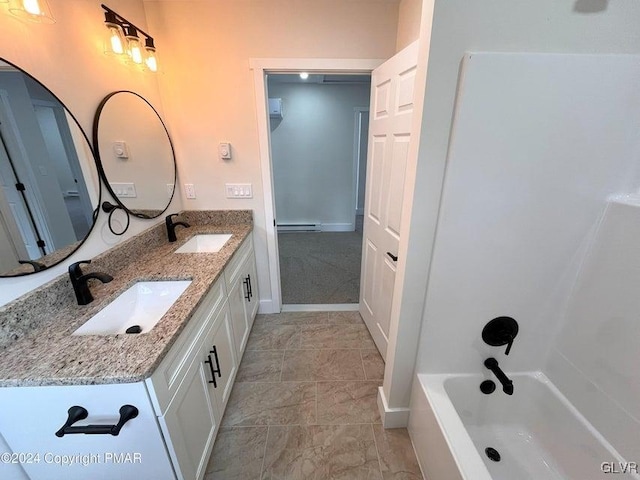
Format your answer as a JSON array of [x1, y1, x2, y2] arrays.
[[484, 358, 513, 395], [68, 260, 113, 305], [166, 214, 190, 242]]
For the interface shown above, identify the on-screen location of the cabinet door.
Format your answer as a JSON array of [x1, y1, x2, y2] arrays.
[[204, 305, 238, 413], [228, 277, 249, 359], [159, 353, 219, 480]]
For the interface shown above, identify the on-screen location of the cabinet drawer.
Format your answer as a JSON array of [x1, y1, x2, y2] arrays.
[[223, 236, 253, 292], [147, 277, 227, 415]]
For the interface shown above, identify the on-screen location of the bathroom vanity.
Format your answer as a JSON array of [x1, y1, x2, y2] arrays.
[[0, 212, 258, 480]]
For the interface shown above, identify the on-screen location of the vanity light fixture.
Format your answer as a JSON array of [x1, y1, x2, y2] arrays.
[[101, 4, 158, 72], [299, 72, 309, 80], [7, 0, 55, 23]]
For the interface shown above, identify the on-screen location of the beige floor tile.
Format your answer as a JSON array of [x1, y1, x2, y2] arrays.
[[327, 311, 365, 324], [205, 426, 268, 480], [222, 382, 316, 426], [261, 424, 382, 480], [372, 425, 423, 480], [361, 350, 385, 380], [237, 350, 285, 382], [298, 324, 376, 349], [281, 349, 365, 381], [254, 312, 329, 325], [246, 324, 301, 350], [316, 381, 381, 424]]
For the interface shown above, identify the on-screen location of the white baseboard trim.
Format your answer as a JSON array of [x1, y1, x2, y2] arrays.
[[258, 299, 277, 314], [322, 223, 354, 232], [377, 386, 410, 428], [282, 303, 359, 312]]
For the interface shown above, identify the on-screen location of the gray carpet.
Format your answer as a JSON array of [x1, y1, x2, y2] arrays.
[[278, 230, 363, 304]]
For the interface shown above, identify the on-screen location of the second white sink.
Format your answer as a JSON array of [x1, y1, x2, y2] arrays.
[[175, 234, 232, 253], [72, 280, 192, 336]]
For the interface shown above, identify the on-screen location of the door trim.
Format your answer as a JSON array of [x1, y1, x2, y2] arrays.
[[249, 58, 384, 314]]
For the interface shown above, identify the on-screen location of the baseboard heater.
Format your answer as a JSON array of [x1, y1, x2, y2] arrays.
[[277, 223, 321, 232]]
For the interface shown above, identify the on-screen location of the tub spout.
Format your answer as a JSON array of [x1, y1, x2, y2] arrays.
[[484, 358, 513, 395]]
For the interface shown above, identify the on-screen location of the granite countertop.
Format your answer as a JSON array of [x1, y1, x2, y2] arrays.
[[0, 214, 252, 387]]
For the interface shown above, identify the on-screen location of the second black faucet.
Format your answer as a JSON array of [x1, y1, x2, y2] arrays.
[[166, 214, 190, 242]]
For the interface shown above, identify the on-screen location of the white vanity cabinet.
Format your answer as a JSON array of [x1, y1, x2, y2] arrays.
[[0, 235, 258, 480]]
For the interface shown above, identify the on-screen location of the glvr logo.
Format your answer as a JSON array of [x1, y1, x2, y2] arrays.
[[601, 462, 638, 474]]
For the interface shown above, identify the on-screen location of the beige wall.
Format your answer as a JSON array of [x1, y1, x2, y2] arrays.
[[144, 0, 399, 303], [396, 0, 422, 51], [0, 0, 181, 305]]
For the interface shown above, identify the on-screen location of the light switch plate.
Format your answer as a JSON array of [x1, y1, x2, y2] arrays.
[[110, 182, 137, 198], [184, 183, 196, 199], [225, 183, 252, 198]]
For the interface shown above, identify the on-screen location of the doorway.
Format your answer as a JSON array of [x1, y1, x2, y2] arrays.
[[250, 58, 382, 314], [266, 73, 371, 306]]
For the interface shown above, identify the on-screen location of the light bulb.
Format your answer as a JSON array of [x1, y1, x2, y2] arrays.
[[124, 26, 143, 65], [299, 72, 309, 80], [108, 26, 124, 55], [129, 42, 143, 64], [23, 0, 41, 15], [144, 38, 158, 72]]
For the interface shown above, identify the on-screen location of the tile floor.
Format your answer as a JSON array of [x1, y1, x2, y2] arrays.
[[204, 311, 423, 479]]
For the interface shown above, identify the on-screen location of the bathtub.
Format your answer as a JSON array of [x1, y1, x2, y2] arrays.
[[408, 372, 638, 480]]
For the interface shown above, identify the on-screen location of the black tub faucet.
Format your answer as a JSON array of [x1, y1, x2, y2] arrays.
[[68, 260, 113, 305], [166, 214, 190, 242], [484, 358, 513, 395]]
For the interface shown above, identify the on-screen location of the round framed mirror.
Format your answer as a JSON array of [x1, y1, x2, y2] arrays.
[[0, 58, 101, 277], [93, 91, 176, 219]]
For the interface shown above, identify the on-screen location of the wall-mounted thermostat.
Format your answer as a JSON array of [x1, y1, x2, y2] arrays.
[[219, 142, 232, 160], [113, 141, 129, 159], [268, 98, 283, 119]]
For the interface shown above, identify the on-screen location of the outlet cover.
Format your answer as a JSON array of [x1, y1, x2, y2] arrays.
[[184, 183, 196, 199]]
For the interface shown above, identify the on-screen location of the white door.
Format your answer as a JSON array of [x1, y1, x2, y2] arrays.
[[359, 41, 418, 359]]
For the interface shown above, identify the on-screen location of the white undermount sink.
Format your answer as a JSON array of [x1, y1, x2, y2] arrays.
[[72, 280, 192, 336], [174, 234, 232, 253]]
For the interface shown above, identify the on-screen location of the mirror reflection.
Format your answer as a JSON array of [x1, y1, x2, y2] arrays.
[[0, 60, 99, 277], [94, 91, 176, 219]]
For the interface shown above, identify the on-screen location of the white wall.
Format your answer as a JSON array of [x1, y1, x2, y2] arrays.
[[415, 53, 640, 375], [144, 0, 399, 306], [268, 81, 370, 230], [400, 0, 640, 411], [0, 0, 182, 306], [547, 197, 640, 461], [396, 0, 422, 51]]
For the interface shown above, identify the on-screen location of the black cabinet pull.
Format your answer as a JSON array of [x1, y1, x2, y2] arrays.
[[386, 252, 398, 262], [210, 346, 221, 379], [243, 276, 251, 301], [204, 355, 217, 388], [55, 405, 138, 437], [247, 274, 253, 299]]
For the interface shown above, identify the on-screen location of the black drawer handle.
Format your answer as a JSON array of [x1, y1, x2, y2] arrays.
[[55, 405, 138, 437], [205, 355, 217, 388], [386, 252, 398, 262], [211, 346, 221, 379], [247, 274, 253, 299], [243, 276, 251, 301]]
